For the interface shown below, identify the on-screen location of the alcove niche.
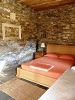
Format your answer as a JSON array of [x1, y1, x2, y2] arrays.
[[2, 23, 21, 40]]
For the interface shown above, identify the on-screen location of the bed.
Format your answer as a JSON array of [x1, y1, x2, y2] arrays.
[[0, 40, 36, 72], [16, 44, 75, 87]]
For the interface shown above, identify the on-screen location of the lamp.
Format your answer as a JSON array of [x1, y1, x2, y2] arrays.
[[41, 43, 45, 55]]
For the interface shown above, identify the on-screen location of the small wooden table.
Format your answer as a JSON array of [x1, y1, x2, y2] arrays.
[[35, 52, 45, 59], [38, 68, 75, 100]]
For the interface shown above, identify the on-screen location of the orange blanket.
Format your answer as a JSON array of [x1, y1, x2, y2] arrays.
[[21, 57, 75, 79]]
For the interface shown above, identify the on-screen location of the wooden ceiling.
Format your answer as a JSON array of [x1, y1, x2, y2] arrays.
[[16, 0, 75, 11]]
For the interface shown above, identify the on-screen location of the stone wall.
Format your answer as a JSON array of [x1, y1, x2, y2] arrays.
[[0, 1, 75, 46], [37, 4, 75, 45], [0, 1, 38, 41]]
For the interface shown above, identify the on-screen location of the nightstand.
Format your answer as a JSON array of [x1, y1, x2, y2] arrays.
[[35, 52, 45, 59]]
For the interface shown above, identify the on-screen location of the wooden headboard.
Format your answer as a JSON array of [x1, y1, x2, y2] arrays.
[[47, 44, 75, 55]]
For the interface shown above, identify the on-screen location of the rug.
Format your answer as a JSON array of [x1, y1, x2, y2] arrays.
[[0, 78, 46, 100]]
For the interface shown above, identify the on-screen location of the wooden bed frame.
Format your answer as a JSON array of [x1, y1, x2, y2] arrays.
[[16, 44, 75, 87]]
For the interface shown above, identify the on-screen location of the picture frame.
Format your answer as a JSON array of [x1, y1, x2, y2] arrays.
[[2, 23, 21, 40]]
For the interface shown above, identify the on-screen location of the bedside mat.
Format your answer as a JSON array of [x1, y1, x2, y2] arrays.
[[0, 78, 46, 100]]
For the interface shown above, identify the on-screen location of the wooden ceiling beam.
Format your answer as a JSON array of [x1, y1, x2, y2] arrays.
[[31, 1, 60, 7], [32, 2, 75, 11], [16, 0, 25, 3], [16, 0, 75, 11], [31, 0, 75, 7], [16, 0, 63, 5]]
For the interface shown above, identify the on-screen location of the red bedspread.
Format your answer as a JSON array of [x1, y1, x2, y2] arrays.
[[21, 57, 75, 79]]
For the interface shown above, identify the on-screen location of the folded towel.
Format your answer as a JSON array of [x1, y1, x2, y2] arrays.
[[29, 62, 54, 72]]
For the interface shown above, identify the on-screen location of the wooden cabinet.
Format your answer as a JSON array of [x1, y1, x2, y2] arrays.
[[35, 52, 45, 59]]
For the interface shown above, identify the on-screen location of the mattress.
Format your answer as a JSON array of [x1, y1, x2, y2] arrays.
[[21, 56, 75, 79]]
